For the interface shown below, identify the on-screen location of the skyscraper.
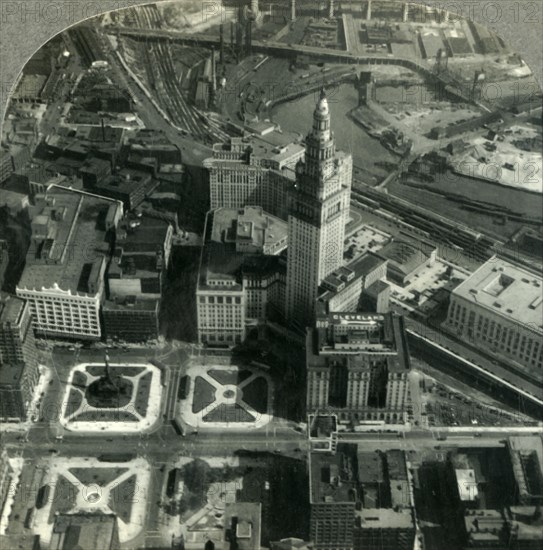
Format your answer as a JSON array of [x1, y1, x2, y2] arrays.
[[286, 89, 352, 330]]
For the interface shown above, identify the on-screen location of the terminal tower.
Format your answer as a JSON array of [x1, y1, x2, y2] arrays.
[[285, 89, 353, 331]]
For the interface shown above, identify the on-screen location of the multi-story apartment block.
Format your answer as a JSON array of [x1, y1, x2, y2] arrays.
[[286, 89, 353, 331], [309, 445, 415, 550], [16, 187, 122, 340], [443, 256, 543, 376], [206, 130, 304, 219], [196, 207, 287, 346], [0, 292, 37, 369], [307, 311, 410, 424]]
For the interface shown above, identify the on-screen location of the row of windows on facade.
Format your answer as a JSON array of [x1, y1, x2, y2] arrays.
[[31, 313, 96, 326], [31, 304, 97, 315], [450, 303, 541, 360], [20, 294, 96, 305], [202, 334, 242, 343], [199, 296, 242, 304]]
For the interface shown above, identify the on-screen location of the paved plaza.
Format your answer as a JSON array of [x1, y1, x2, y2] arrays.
[[179, 364, 273, 429], [31, 457, 151, 545], [59, 363, 163, 433]]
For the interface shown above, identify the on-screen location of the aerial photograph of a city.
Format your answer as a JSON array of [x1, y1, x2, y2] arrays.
[[0, 0, 541, 549]]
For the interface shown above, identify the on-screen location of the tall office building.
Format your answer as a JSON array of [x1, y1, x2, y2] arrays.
[[205, 131, 304, 220], [196, 207, 287, 346], [286, 90, 352, 331]]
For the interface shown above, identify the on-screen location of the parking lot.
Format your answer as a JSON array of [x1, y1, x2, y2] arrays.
[[419, 377, 535, 428]]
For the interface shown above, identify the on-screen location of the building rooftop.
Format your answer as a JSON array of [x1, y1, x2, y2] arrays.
[[210, 130, 304, 169], [455, 469, 479, 501], [50, 513, 118, 550], [357, 451, 385, 485], [314, 312, 405, 354], [0, 362, 26, 386], [94, 168, 152, 196], [0, 292, 26, 326], [452, 256, 543, 332], [223, 502, 261, 550], [198, 209, 285, 291], [310, 445, 414, 525], [103, 296, 159, 311], [17, 188, 121, 295], [310, 447, 359, 504], [318, 253, 386, 305], [211, 207, 287, 253], [356, 508, 414, 529], [116, 216, 171, 255], [377, 238, 435, 278]]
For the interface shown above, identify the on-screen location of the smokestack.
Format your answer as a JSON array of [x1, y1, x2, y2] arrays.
[[291, 0, 296, 21], [329, 0, 334, 18]]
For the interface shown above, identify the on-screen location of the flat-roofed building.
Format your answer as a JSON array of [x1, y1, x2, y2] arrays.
[[103, 296, 160, 343], [0, 292, 37, 369], [0, 150, 15, 185], [206, 131, 304, 220], [443, 256, 543, 376], [507, 436, 543, 506], [16, 187, 122, 340], [49, 513, 120, 550], [196, 209, 286, 346], [376, 237, 437, 286], [317, 253, 387, 314], [309, 445, 415, 550], [212, 206, 288, 256], [307, 312, 410, 425], [0, 360, 39, 421], [90, 168, 153, 211], [223, 502, 262, 550], [104, 215, 172, 342]]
